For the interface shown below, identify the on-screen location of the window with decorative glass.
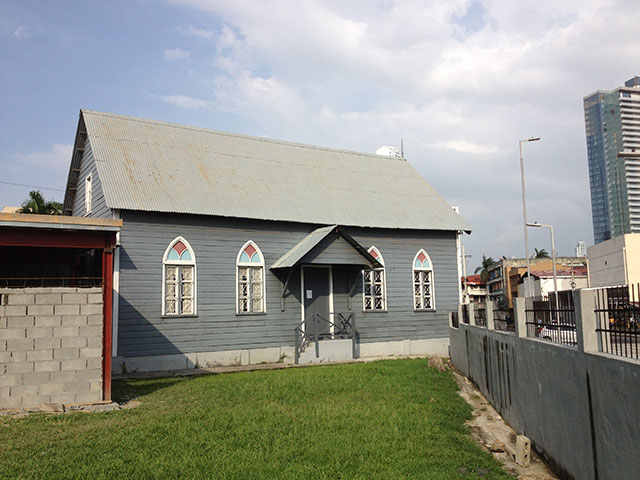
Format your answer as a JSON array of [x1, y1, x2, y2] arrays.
[[413, 249, 434, 310], [162, 237, 196, 316], [237, 241, 265, 313], [363, 246, 386, 311]]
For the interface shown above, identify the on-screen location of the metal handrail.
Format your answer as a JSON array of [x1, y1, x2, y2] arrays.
[[294, 312, 356, 364]]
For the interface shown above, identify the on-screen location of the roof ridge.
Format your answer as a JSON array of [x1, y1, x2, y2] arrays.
[[80, 109, 406, 162]]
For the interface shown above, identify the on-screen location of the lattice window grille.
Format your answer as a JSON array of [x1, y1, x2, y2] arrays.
[[164, 265, 194, 315], [414, 271, 432, 310], [364, 269, 385, 311]]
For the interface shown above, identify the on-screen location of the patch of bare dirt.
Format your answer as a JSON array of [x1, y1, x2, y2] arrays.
[[453, 371, 558, 480]]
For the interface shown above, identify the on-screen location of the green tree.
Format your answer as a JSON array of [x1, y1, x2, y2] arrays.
[[18, 190, 62, 215], [534, 248, 550, 259], [474, 254, 496, 282]]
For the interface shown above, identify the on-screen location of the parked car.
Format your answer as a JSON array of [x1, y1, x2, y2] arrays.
[[539, 322, 577, 345]]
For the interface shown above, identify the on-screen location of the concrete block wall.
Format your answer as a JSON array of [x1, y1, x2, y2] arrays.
[[450, 294, 640, 480], [0, 287, 103, 409]]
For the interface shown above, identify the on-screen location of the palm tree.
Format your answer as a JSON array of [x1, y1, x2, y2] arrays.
[[18, 190, 62, 215], [474, 254, 496, 282], [534, 248, 550, 259]]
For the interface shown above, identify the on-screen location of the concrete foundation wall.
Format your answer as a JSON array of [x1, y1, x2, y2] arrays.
[[0, 287, 103, 409], [113, 337, 449, 373], [450, 296, 640, 480]]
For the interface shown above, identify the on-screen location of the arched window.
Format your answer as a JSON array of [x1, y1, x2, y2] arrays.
[[236, 241, 266, 314], [413, 249, 434, 310], [162, 237, 196, 316], [363, 246, 386, 311]]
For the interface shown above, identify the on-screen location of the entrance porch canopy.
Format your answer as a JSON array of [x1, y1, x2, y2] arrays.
[[270, 225, 382, 270]]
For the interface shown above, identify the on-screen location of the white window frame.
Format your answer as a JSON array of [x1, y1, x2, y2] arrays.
[[236, 240, 267, 314], [162, 236, 197, 316], [362, 246, 387, 312], [413, 249, 436, 311], [84, 173, 92, 216]]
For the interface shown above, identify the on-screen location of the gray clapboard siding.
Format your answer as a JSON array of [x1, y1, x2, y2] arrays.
[[71, 137, 111, 218], [117, 212, 309, 357], [346, 227, 458, 343], [116, 211, 460, 357]]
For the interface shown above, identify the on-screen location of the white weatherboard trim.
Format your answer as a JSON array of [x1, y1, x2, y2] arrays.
[[84, 173, 92, 216], [235, 240, 266, 314], [300, 267, 305, 333], [161, 236, 197, 316], [112, 210, 120, 357], [329, 266, 334, 335], [456, 233, 462, 304]]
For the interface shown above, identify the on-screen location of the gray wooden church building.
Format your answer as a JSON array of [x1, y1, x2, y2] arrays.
[[63, 110, 470, 372]]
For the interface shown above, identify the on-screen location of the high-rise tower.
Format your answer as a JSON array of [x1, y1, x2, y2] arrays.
[[584, 76, 640, 244]]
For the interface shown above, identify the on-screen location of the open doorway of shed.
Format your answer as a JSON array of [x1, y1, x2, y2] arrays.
[[0, 246, 103, 288]]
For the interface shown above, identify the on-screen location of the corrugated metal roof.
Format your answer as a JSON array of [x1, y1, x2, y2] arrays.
[[79, 110, 471, 232]]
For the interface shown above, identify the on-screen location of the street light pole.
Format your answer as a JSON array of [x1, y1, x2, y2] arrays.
[[527, 222, 558, 307], [519, 137, 540, 297]]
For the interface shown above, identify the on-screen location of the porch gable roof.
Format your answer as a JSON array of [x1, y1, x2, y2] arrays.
[[270, 225, 381, 269]]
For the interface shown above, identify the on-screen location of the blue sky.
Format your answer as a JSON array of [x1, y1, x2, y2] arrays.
[[1, 0, 638, 271]]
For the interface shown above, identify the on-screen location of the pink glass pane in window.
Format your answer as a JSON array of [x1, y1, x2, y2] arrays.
[[173, 241, 187, 257], [418, 251, 427, 264], [244, 244, 257, 259]]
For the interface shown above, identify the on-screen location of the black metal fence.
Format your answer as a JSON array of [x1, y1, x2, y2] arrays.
[[493, 306, 515, 332], [525, 291, 576, 345], [451, 310, 459, 329], [461, 303, 470, 324], [594, 284, 640, 359], [474, 302, 486, 327]]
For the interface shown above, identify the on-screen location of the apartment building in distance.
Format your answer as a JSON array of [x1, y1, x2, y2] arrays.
[[584, 76, 640, 244], [486, 257, 587, 307]]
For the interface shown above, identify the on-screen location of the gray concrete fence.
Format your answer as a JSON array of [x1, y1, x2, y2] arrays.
[[450, 291, 640, 480], [0, 287, 103, 409]]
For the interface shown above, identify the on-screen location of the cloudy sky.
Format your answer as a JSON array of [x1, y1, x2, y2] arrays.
[[1, 0, 638, 271]]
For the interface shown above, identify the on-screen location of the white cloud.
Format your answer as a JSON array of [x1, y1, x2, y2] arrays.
[[164, 47, 191, 61], [430, 139, 504, 155], [13, 26, 28, 39], [162, 0, 639, 263], [152, 94, 212, 109], [178, 25, 215, 40], [14, 144, 72, 169]]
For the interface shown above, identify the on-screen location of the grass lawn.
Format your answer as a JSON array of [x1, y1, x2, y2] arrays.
[[0, 359, 512, 479]]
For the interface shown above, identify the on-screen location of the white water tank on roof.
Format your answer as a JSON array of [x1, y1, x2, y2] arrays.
[[376, 146, 401, 157]]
